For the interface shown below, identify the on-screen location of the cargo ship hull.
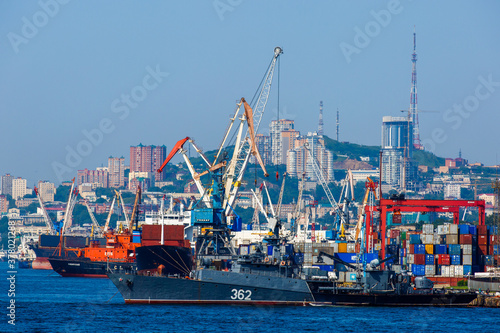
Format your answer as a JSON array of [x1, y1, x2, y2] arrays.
[[30, 235, 105, 270], [316, 292, 478, 306], [49, 258, 136, 278], [108, 269, 314, 305], [135, 245, 193, 275]]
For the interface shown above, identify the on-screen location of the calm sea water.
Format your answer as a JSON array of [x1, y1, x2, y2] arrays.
[[1, 261, 498, 333]]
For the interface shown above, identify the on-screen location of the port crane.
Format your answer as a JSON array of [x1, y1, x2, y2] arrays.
[[33, 186, 56, 235], [83, 200, 103, 237], [223, 47, 282, 215], [304, 142, 348, 239], [60, 178, 77, 235], [103, 196, 116, 233]]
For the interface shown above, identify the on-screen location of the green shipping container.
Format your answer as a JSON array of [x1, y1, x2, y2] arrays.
[[401, 231, 407, 240]]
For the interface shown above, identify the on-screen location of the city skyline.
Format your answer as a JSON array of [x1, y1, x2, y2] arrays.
[[1, 2, 499, 186]]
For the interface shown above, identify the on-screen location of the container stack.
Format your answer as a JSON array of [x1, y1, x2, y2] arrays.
[[388, 223, 499, 280]]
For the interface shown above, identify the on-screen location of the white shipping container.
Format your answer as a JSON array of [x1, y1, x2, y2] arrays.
[[423, 224, 434, 234], [463, 255, 472, 266], [393, 265, 402, 274], [374, 243, 381, 251], [332, 243, 339, 253], [240, 246, 249, 255], [421, 234, 433, 244], [433, 234, 441, 245], [462, 245, 472, 255], [408, 254, 415, 264], [438, 225, 450, 235], [347, 244, 356, 253], [441, 266, 449, 277], [425, 265, 435, 276], [449, 265, 456, 277], [454, 265, 464, 277], [338, 271, 345, 283], [448, 224, 459, 235]]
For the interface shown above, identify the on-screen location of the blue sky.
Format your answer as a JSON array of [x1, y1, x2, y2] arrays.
[[1, 1, 499, 185]]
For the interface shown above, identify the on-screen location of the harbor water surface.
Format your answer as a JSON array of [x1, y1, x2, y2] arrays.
[[1, 262, 498, 333]]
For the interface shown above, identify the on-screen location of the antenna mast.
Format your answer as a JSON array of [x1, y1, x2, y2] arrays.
[[336, 108, 339, 141], [410, 27, 422, 150]]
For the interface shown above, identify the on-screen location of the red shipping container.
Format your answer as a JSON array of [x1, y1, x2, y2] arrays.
[[355, 243, 361, 253], [372, 232, 379, 240], [478, 235, 488, 245], [438, 254, 450, 265], [490, 246, 494, 256], [460, 234, 473, 244], [402, 240, 406, 249], [390, 229, 400, 238], [478, 245, 488, 256], [141, 225, 184, 241], [495, 255, 500, 264], [477, 225, 488, 235], [409, 244, 415, 254], [414, 254, 425, 265]]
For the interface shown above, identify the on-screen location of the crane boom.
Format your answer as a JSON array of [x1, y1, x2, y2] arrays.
[[84, 200, 102, 236], [129, 186, 142, 231], [104, 196, 116, 233], [304, 143, 347, 230], [61, 178, 76, 235], [225, 47, 282, 213], [276, 172, 287, 218], [34, 186, 56, 235]]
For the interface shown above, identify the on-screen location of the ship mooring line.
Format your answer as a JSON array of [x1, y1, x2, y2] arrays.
[[106, 290, 120, 304]]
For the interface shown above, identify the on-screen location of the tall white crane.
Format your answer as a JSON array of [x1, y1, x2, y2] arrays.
[[60, 178, 76, 235], [103, 196, 116, 233], [224, 47, 283, 215], [33, 186, 56, 235], [83, 200, 102, 237], [304, 142, 348, 234]]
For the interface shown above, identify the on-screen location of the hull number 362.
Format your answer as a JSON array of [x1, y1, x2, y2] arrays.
[[230, 289, 252, 300]]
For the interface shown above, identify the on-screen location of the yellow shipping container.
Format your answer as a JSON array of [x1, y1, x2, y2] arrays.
[[425, 244, 434, 254], [338, 242, 347, 253]]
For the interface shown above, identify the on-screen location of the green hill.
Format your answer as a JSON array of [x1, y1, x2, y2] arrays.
[[323, 135, 444, 169]]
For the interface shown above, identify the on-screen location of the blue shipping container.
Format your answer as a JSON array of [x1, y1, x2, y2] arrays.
[[463, 265, 472, 276], [425, 254, 434, 265], [459, 224, 470, 235], [451, 254, 461, 265], [435, 244, 447, 254], [410, 234, 421, 244], [415, 244, 426, 254], [412, 264, 425, 276], [336, 252, 378, 264], [318, 265, 335, 272], [484, 255, 494, 266], [267, 245, 273, 256], [494, 245, 499, 255], [449, 244, 461, 255], [469, 225, 477, 235]]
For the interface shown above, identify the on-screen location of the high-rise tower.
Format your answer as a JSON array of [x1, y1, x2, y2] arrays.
[[318, 101, 324, 136], [410, 28, 422, 150]]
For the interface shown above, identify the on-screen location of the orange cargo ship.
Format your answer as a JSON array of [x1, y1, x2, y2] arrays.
[[48, 230, 140, 278]]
